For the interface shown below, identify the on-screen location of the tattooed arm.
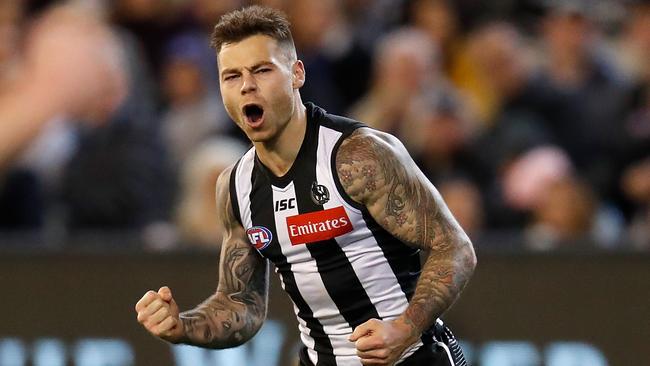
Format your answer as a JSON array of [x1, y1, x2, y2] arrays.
[[135, 165, 269, 349], [338, 128, 476, 364]]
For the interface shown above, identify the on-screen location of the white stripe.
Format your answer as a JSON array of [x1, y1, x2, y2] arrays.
[[270, 183, 318, 356], [436, 341, 456, 366], [317, 128, 410, 314], [235, 148, 256, 229], [271, 183, 357, 363], [317, 126, 423, 362], [308, 347, 319, 365]]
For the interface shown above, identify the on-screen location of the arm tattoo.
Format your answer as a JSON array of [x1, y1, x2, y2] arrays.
[[179, 166, 269, 348], [336, 129, 476, 334]]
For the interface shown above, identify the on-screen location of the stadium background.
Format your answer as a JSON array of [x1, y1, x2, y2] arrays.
[[1, 0, 649, 365]]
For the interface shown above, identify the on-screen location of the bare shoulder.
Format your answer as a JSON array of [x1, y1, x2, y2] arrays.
[[335, 127, 470, 251], [337, 127, 406, 164], [215, 163, 239, 230], [335, 127, 416, 206]]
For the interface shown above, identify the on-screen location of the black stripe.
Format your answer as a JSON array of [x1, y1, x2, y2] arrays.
[[323, 112, 420, 303], [309, 102, 366, 133], [293, 123, 380, 331], [247, 163, 337, 366], [360, 210, 421, 301], [229, 159, 243, 227]]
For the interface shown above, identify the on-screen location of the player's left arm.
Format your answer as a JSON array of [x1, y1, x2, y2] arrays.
[[336, 128, 476, 364]]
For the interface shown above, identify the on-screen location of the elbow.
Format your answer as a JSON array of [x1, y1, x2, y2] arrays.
[[235, 317, 266, 347], [463, 237, 477, 275], [210, 313, 267, 349], [455, 234, 476, 278]]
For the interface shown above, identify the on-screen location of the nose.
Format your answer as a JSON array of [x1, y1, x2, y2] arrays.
[[240, 72, 257, 95]]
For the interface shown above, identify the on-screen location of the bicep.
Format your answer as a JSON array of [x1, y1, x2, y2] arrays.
[[336, 129, 469, 252]]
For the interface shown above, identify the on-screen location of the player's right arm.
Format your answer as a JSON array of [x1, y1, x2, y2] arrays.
[[135, 165, 270, 348]]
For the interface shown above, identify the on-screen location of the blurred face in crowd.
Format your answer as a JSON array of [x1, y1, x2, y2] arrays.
[[471, 24, 528, 97], [375, 30, 436, 95], [115, 0, 162, 20], [217, 34, 305, 143], [422, 113, 466, 158], [543, 12, 592, 58], [286, 0, 337, 49], [534, 177, 595, 239], [163, 59, 205, 106], [411, 0, 457, 45], [0, 0, 21, 68], [439, 179, 484, 236], [626, 5, 650, 56], [191, 0, 240, 29]]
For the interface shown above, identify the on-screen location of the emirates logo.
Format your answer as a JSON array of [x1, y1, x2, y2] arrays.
[[286, 206, 353, 245]]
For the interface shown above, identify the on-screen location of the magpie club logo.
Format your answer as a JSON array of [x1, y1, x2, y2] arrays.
[[310, 182, 330, 205], [246, 226, 273, 250]]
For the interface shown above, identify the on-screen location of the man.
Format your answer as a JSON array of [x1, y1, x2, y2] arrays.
[[0, 4, 125, 168], [135, 6, 476, 366]]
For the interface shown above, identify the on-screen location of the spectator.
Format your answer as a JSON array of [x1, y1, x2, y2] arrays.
[[525, 175, 598, 251], [503, 146, 622, 249], [349, 28, 438, 137], [621, 158, 650, 249], [0, 3, 126, 168], [160, 33, 230, 169], [438, 177, 485, 240], [465, 23, 558, 227], [537, 0, 632, 201], [285, 0, 371, 113], [0, 3, 127, 229], [175, 138, 248, 248]]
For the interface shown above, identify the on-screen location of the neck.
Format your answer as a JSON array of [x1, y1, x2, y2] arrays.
[[254, 96, 307, 177]]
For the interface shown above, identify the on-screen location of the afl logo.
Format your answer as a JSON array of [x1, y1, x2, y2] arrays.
[[246, 226, 273, 250]]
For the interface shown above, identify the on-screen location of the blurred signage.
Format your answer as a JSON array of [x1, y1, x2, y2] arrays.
[[0, 249, 647, 365], [0, 337, 607, 366]]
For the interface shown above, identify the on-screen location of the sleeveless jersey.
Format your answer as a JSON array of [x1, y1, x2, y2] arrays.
[[229, 103, 424, 366]]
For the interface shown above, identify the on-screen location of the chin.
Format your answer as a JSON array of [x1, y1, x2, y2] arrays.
[[245, 129, 275, 143]]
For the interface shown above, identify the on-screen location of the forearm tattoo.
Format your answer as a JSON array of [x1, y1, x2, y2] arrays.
[[179, 168, 269, 348], [337, 129, 476, 333]]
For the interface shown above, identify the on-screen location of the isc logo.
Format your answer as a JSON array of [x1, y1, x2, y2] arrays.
[[246, 226, 273, 250], [274, 198, 296, 212]]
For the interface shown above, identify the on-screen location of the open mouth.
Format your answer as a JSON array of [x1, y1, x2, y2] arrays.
[[243, 104, 264, 126]]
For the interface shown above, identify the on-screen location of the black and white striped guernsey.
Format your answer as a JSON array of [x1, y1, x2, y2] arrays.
[[229, 103, 425, 366]]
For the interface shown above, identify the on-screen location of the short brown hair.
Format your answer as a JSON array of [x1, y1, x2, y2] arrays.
[[210, 5, 295, 55]]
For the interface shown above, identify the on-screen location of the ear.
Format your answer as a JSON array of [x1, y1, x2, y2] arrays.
[[292, 60, 305, 89]]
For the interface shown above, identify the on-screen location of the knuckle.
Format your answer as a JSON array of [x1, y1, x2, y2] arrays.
[[136, 312, 147, 323], [151, 323, 165, 335], [157, 299, 169, 308]]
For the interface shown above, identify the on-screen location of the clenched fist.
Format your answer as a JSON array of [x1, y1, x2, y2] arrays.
[[135, 286, 185, 343], [349, 317, 420, 366]]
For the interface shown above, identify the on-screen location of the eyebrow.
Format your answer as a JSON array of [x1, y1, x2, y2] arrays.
[[221, 61, 275, 77]]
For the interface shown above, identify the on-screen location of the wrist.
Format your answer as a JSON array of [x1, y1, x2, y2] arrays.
[[171, 316, 190, 344], [395, 314, 422, 342]]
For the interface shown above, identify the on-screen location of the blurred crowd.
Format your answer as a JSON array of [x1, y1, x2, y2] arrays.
[[0, 0, 649, 251]]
